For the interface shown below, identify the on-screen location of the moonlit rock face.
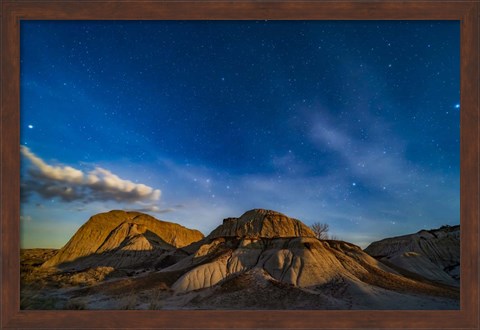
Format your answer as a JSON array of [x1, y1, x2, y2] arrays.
[[364, 225, 460, 286], [41, 210, 204, 269], [208, 209, 316, 239], [168, 209, 446, 295]]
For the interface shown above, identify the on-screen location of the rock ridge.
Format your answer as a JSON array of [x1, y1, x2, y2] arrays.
[[364, 224, 460, 286]]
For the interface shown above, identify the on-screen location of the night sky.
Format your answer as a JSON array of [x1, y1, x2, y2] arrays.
[[20, 21, 460, 248]]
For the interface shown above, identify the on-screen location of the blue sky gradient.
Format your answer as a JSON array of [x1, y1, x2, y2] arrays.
[[20, 21, 460, 248]]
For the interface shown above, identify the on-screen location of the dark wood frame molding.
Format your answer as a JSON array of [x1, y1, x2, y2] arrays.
[[1, 1, 478, 329]]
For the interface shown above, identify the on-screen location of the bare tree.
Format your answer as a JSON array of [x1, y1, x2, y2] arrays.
[[311, 222, 329, 240]]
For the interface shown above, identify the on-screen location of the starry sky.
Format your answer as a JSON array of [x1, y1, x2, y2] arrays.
[[20, 21, 460, 249]]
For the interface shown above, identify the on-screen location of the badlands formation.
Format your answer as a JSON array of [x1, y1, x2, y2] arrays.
[[42, 210, 204, 270], [364, 225, 460, 286], [21, 209, 459, 310]]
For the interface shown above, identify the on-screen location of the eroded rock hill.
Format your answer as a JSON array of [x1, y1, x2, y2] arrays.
[[42, 210, 204, 270], [162, 209, 456, 301], [208, 209, 316, 239], [364, 225, 460, 286]]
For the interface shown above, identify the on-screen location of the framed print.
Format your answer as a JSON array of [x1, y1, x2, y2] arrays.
[[1, 1, 478, 329]]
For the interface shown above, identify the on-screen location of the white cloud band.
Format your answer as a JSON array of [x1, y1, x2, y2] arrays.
[[21, 146, 161, 204]]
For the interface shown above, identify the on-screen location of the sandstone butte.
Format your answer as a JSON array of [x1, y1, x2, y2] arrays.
[[161, 209, 455, 299], [209, 208, 317, 239], [41, 210, 204, 269]]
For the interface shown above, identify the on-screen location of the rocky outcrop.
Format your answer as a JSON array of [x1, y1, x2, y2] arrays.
[[208, 209, 316, 239], [364, 225, 459, 286], [164, 209, 455, 300], [42, 210, 204, 270]]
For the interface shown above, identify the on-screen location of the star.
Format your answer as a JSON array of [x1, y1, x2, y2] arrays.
[[454, 104, 460, 109], [28, 125, 34, 129]]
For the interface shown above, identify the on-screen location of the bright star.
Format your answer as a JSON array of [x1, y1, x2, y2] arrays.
[[352, 182, 356, 186], [455, 104, 460, 109], [28, 125, 33, 129]]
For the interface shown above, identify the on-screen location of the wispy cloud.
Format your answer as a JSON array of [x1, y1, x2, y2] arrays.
[[307, 109, 459, 236], [21, 146, 162, 204], [310, 112, 419, 191]]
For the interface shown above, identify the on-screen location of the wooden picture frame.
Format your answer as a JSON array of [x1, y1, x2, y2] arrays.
[[1, 1, 478, 329]]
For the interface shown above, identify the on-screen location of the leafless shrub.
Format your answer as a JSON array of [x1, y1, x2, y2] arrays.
[[311, 222, 329, 240]]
